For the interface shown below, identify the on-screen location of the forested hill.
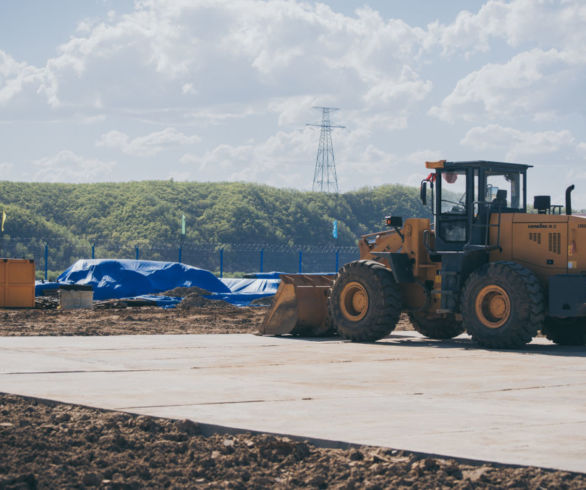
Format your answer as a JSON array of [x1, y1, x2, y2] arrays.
[[0, 180, 429, 248]]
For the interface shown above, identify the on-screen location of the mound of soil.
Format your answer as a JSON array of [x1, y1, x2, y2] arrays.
[[250, 295, 275, 306], [178, 293, 240, 311], [158, 286, 212, 297], [2, 394, 584, 489]]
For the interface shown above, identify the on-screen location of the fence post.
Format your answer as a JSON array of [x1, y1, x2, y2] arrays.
[[298, 250, 302, 273], [335, 249, 339, 272], [135, 246, 139, 260], [259, 248, 264, 273], [91, 243, 95, 259], [44, 243, 48, 281], [178, 246, 182, 264], [219, 248, 224, 278]]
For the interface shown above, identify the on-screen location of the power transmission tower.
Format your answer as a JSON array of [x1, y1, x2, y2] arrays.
[[307, 106, 344, 193]]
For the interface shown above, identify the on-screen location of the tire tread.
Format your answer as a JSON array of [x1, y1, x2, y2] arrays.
[[461, 261, 544, 349], [330, 260, 401, 342]]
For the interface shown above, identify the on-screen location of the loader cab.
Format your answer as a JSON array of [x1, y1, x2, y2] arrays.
[[424, 160, 530, 252]]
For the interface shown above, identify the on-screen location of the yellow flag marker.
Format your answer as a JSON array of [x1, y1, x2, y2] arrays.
[[1, 210, 5, 232]]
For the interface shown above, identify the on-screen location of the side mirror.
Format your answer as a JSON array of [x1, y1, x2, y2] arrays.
[[420, 181, 427, 205]]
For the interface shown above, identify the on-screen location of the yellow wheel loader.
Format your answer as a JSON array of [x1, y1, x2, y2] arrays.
[[260, 160, 586, 348]]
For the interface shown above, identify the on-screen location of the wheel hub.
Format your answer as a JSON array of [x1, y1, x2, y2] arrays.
[[475, 285, 511, 329], [340, 281, 369, 321]]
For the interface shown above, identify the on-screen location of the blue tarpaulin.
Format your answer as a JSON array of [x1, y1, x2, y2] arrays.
[[221, 278, 280, 294], [35, 259, 277, 307], [218, 278, 280, 306], [244, 272, 285, 279], [58, 259, 230, 300]]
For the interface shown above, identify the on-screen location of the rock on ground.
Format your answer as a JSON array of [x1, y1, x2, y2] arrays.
[[2, 394, 585, 489], [1, 306, 566, 488]]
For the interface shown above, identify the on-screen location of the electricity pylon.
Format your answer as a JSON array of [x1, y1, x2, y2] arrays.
[[307, 107, 344, 193]]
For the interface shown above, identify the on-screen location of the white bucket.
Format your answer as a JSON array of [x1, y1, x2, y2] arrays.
[[59, 286, 93, 309]]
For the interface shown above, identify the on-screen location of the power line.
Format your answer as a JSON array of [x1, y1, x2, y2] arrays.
[[307, 106, 344, 193]]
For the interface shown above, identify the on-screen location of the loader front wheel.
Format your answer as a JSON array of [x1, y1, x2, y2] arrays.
[[542, 317, 586, 346], [329, 260, 401, 342], [408, 312, 464, 339], [462, 261, 544, 349]]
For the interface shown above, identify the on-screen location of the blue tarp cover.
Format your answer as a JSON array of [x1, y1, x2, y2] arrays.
[[217, 278, 280, 306], [221, 278, 280, 294], [244, 272, 285, 279], [35, 259, 277, 307], [57, 259, 230, 300]]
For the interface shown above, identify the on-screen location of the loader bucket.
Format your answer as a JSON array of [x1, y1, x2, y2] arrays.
[[259, 274, 336, 336]]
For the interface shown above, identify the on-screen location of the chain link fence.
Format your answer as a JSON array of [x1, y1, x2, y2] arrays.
[[0, 237, 359, 280]]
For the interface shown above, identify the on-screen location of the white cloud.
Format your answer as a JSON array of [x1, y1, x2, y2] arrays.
[[363, 65, 432, 107], [426, 1, 586, 123], [429, 0, 586, 56], [0, 162, 14, 178], [0, 1, 433, 126], [178, 126, 442, 192], [0, 50, 43, 105], [430, 48, 585, 122], [96, 128, 200, 156], [1, 0, 586, 206], [334, 146, 447, 191], [269, 97, 324, 127], [3, 0, 585, 124], [80, 114, 107, 125], [32, 150, 116, 182], [181, 83, 196, 95], [354, 113, 408, 132], [460, 124, 586, 207], [398, 150, 445, 186], [461, 124, 577, 160], [180, 129, 315, 187], [182, 104, 261, 125]]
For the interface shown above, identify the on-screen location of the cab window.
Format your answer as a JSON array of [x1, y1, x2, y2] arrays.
[[485, 172, 521, 209], [440, 170, 467, 214]]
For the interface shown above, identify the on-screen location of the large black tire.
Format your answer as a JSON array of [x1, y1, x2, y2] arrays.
[[329, 260, 401, 342], [542, 317, 586, 346], [461, 261, 544, 349], [408, 312, 464, 339]]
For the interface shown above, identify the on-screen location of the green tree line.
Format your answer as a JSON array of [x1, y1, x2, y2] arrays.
[[0, 180, 429, 270]]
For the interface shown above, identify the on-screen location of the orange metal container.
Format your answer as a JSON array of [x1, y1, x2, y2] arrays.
[[0, 259, 35, 308]]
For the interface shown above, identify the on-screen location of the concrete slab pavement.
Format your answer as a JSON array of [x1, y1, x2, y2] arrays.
[[1, 332, 586, 472]]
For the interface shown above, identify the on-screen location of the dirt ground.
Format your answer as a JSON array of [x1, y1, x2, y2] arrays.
[[1, 301, 584, 488], [0, 297, 414, 337], [0, 302, 267, 337], [2, 394, 586, 490]]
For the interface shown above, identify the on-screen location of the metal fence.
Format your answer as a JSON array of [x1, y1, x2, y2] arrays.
[[0, 237, 359, 279]]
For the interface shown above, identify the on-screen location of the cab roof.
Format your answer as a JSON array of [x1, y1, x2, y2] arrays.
[[426, 160, 532, 172]]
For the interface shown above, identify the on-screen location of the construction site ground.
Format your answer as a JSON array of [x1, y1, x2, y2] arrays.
[[2, 304, 586, 488]]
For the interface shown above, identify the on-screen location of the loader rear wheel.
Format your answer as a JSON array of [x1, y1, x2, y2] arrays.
[[542, 317, 586, 346], [408, 312, 464, 339], [329, 260, 401, 342], [462, 261, 544, 349]]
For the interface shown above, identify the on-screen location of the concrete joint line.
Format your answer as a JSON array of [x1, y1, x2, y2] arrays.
[[117, 396, 316, 410], [1, 368, 178, 375]]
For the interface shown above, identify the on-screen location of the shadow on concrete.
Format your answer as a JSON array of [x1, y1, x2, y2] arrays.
[[384, 335, 586, 358], [285, 333, 586, 358], [273, 335, 343, 343]]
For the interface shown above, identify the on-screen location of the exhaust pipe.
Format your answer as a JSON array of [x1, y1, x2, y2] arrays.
[[566, 185, 575, 216]]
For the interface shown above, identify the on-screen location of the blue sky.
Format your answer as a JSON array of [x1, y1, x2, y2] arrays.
[[1, 0, 585, 207]]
